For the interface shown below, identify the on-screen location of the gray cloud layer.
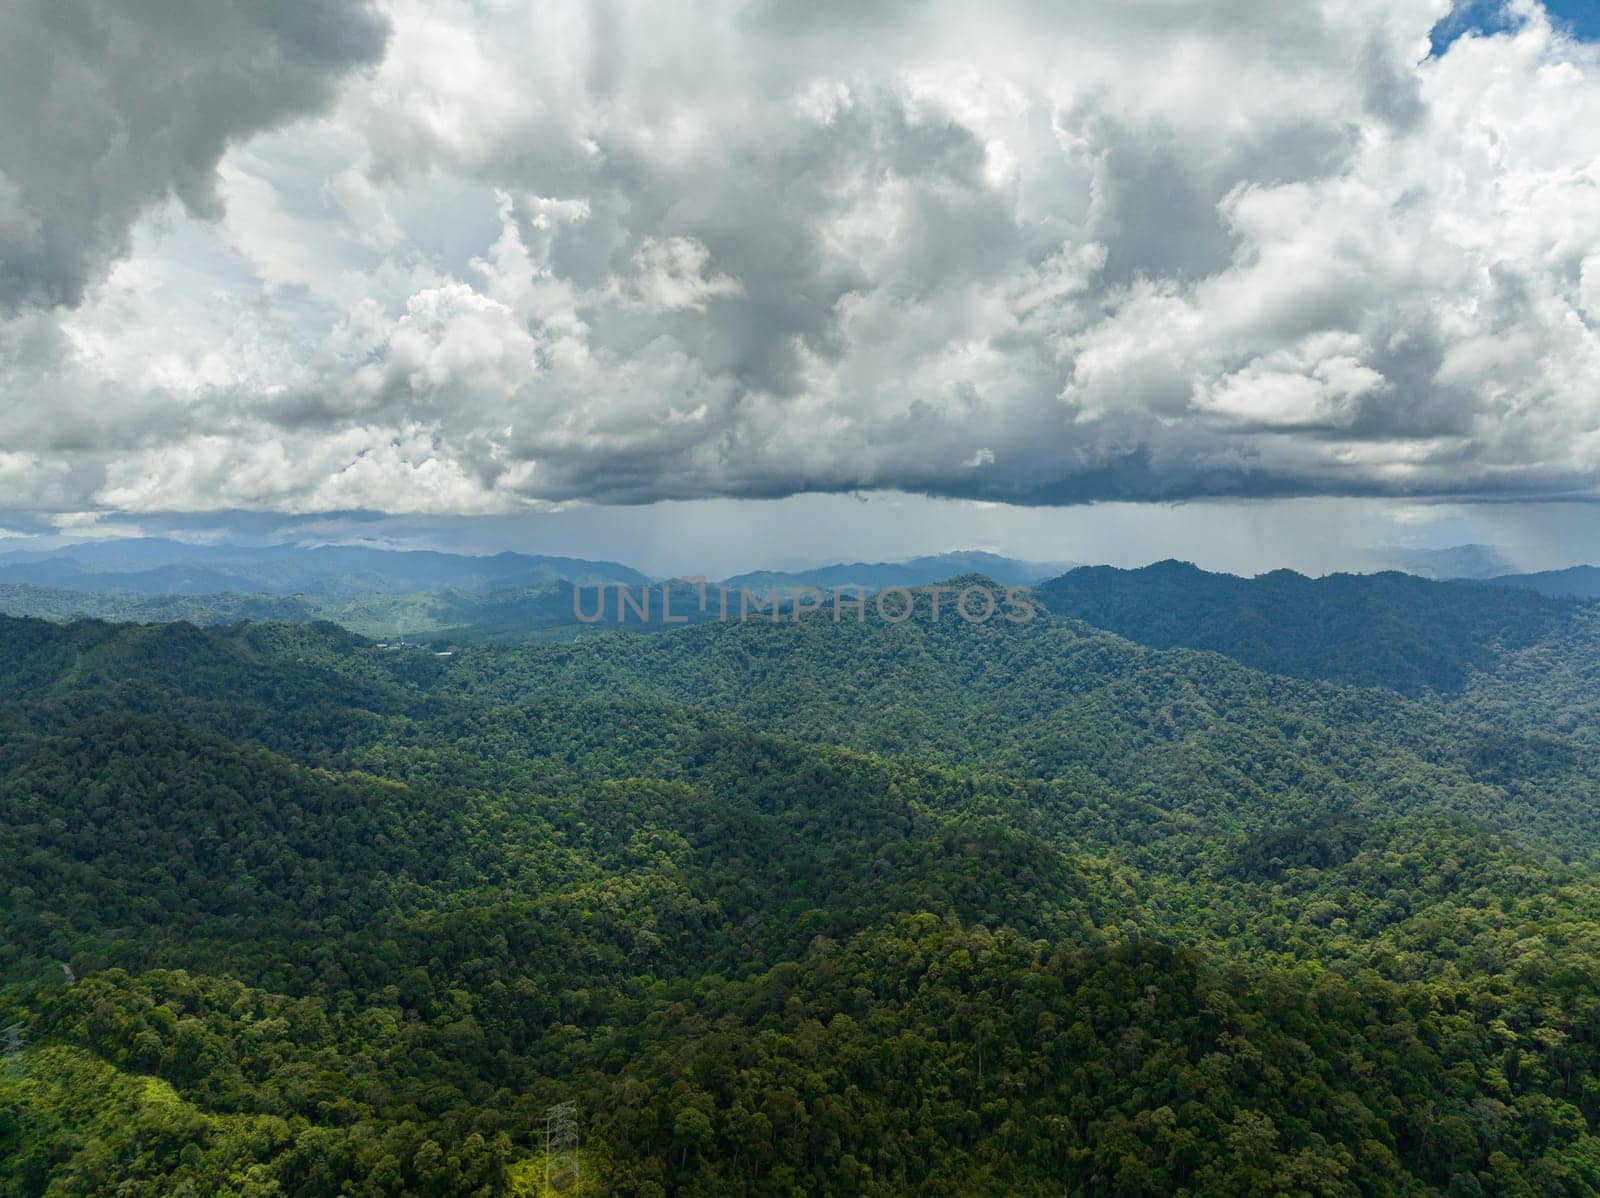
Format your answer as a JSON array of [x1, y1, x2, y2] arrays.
[[3, 0, 1600, 520], [0, 0, 388, 312]]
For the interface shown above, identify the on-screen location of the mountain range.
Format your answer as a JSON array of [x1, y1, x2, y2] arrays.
[[5, 565, 1600, 1192], [0, 539, 647, 596]]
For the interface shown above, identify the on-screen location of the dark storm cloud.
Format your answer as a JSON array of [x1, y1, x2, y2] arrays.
[[5, 0, 1600, 519], [0, 0, 388, 312]]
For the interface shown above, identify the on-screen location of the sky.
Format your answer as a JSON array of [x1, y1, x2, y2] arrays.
[[3, 0, 1600, 575]]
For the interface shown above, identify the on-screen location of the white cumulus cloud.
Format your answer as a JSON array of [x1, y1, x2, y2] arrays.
[[2, 0, 1600, 516]]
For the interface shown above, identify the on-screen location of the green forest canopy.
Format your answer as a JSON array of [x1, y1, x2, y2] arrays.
[[3, 576, 1600, 1194]]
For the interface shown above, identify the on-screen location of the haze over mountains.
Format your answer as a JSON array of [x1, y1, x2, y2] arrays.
[[9, 537, 1600, 649], [0, 544, 1078, 640], [0, 541, 1073, 595], [720, 551, 1074, 594], [1362, 543, 1515, 580], [0, 539, 647, 596]]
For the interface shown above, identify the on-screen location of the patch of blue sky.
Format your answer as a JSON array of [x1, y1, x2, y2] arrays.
[[1429, 0, 1600, 57]]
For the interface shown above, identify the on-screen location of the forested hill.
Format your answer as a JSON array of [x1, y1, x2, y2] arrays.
[[1489, 565, 1600, 599], [440, 582, 1600, 857], [1034, 559, 1598, 698], [6, 601, 1600, 1193]]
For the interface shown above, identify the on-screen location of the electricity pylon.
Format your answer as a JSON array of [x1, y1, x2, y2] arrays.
[[544, 1101, 580, 1193]]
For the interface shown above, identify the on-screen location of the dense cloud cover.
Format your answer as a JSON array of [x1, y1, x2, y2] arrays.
[[0, 0, 389, 312], [3, 0, 1600, 517]]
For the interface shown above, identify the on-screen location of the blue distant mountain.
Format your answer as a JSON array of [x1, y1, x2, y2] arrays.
[[718, 551, 1073, 594], [1364, 544, 1513, 580], [0, 539, 647, 596], [1487, 565, 1600, 599], [0, 543, 1076, 640]]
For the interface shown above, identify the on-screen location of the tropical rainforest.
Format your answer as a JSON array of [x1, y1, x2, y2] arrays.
[[5, 565, 1600, 1195]]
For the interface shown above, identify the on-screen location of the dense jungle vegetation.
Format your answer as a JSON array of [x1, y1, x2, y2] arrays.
[[5, 573, 1600, 1195]]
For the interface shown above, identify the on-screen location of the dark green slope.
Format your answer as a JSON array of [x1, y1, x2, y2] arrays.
[[1490, 564, 1600, 599], [5, 608, 1600, 1194], [441, 584, 1600, 862], [1031, 561, 1600, 750], [1035, 560, 1584, 697]]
